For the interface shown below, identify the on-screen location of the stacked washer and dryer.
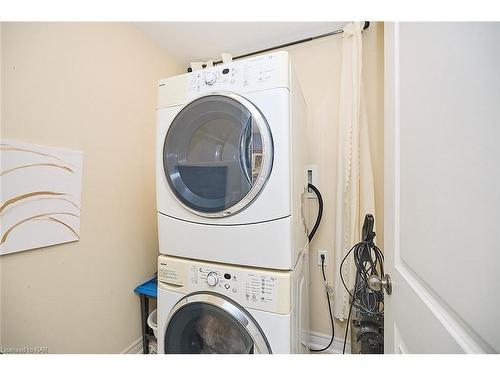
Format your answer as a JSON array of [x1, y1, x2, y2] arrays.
[[155, 51, 311, 354]]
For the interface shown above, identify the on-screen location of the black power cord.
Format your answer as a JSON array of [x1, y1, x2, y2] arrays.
[[307, 183, 323, 243], [310, 254, 335, 352], [342, 273, 358, 354], [307, 183, 335, 353]]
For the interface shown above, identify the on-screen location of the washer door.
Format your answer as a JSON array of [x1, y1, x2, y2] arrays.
[[164, 292, 271, 354], [163, 93, 273, 217]]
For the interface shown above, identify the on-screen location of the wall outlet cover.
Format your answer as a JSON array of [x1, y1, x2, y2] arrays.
[[317, 250, 327, 266]]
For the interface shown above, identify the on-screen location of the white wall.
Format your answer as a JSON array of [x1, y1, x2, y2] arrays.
[[0, 22, 183, 353], [281, 22, 385, 339], [0, 21, 3, 351]]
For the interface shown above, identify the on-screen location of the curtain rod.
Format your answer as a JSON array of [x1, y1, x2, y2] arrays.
[[187, 21, 369, 72]]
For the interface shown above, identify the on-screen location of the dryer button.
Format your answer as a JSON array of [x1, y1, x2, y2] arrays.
[[205, 71, 217, 85]]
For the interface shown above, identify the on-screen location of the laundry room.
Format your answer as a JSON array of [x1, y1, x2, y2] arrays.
[[0, 21, 384, 355], [1, 1, 499, 372]]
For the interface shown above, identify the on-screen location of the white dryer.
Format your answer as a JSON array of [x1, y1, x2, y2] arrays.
[[156, 51, 308, 270], [157, 251, 309, 354]]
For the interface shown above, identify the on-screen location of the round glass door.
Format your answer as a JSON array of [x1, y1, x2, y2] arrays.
[[163, 93, 273, 217], [164, 293, 271, 354]]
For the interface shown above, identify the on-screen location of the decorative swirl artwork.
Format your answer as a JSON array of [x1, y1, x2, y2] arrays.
[[0, 140, 83, 255]]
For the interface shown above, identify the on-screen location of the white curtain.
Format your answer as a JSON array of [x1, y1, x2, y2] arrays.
[[333, 22, 376, 320]]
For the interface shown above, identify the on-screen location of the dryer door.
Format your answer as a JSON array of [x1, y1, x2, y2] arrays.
[[163, 292, 272, 354], [163, 93, 273, 218]]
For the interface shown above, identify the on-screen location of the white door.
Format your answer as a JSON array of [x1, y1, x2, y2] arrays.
[[384, 22, 500, 353]]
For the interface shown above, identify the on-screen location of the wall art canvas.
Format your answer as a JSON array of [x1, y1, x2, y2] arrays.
[[0, 140, 83, 255]]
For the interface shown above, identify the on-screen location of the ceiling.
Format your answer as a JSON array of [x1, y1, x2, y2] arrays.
[[134, 22, 348, 68]]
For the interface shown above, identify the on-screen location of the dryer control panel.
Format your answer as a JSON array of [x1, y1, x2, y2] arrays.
[[186, 52, 286, 95], [157, 51, 290, 108], [158, 254, 291, 314]]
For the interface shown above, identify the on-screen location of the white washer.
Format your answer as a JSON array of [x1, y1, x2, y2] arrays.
[[157, 250, 310, 354], [156, 51, 309, 270]]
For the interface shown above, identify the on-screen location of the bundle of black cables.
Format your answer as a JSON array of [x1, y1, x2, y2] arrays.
[[339, 214, 384, 354], [307, 183, 335, 353]]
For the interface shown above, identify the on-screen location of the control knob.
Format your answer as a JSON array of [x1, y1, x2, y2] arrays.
[[206, 272, 219, 287], [205, 71, 217, 85]]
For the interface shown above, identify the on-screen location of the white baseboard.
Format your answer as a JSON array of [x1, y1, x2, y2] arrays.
[[121, 337, 143, 354], [122, 332, 350, 355], [308, 331, 351, 354]]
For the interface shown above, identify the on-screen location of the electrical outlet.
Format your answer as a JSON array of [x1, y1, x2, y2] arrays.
[[317, 250, 327, 266]]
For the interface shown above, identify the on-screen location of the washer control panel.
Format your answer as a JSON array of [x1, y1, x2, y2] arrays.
[[158, 255, 290, 313], [189, 263, 279, 308]]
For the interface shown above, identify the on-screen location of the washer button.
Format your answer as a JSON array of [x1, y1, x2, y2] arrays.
[[206, 272, 218, 287]]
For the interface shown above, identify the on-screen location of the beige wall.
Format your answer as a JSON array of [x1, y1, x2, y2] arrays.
[[282, 22, 385, 339], [0, 22, 182, 353]]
